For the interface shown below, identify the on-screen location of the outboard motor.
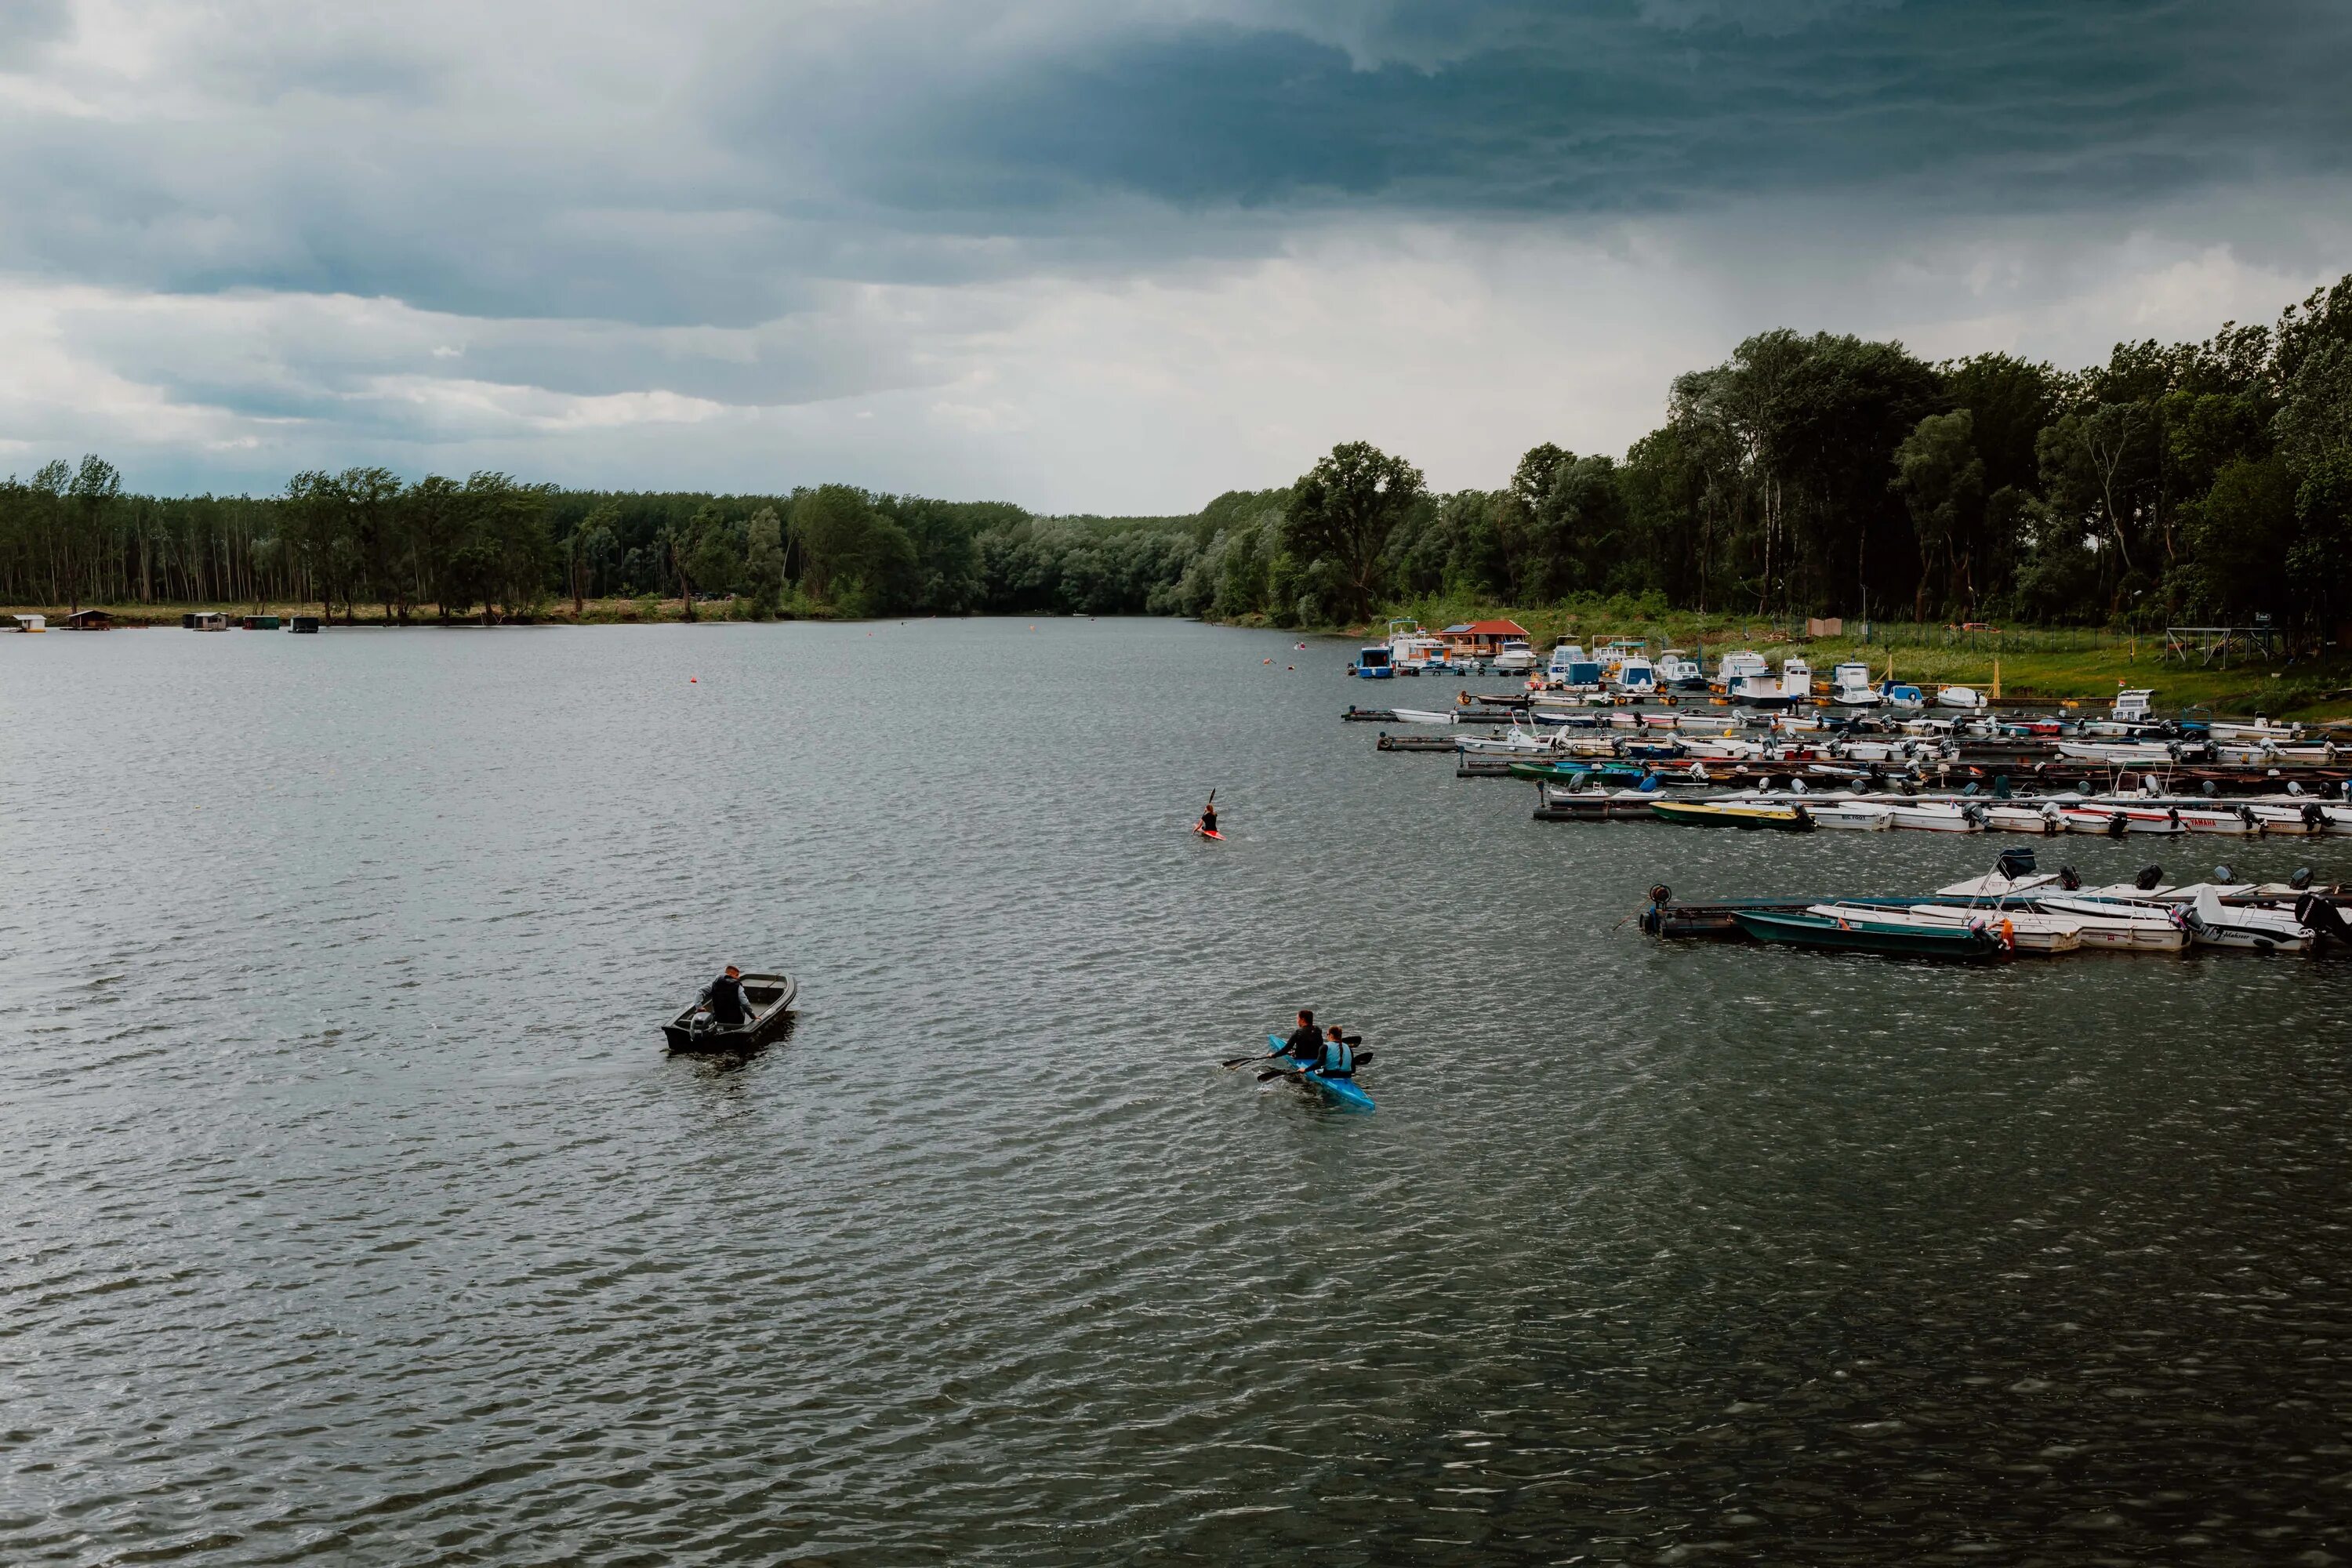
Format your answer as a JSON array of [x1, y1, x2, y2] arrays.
[[1993, 773, 2012, 800], [2304, 802, 2327, 833], [1639, 884, 1671, 937], [1962, 781, 1979, 797], [2105, 811, 2130, 839], [2294, 892, 2350, 944], [2134, 864, 2165, 891], [2201, 779, 2218, 797], [2291, 866, 2314, 891], [2212, 864, 2236, 886], [2059, 865, 2083, 891]]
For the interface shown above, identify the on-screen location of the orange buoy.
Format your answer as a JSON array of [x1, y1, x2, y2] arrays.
[[689, 677, 698, 683]]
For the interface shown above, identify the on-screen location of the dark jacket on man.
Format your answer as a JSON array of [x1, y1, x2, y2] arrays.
[[704, 975, 752, 1027]]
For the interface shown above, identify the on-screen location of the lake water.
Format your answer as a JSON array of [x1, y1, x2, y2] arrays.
[[4, 618, 2349, 1566]]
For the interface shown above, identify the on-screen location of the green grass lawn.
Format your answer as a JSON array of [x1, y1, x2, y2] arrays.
[[1352, 601, 2352, 720]]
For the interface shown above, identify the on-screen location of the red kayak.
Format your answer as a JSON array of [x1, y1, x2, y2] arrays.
[[1191, 823, 1225, 840]]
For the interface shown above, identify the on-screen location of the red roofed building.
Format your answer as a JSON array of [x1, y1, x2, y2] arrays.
[[1438, 619, 1530, 657]]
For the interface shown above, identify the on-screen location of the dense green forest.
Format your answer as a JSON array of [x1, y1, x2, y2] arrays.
[[5, 274, 2350, 637]]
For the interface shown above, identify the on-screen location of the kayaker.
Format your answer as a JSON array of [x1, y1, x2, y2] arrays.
[[1317, 1025, 1356, 1079], [700, 965, 752, 1029], [1282, 1009, 1321, 1062], [1199, 796, 1218, 836]]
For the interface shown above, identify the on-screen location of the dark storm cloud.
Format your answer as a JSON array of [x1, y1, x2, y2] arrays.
[[750, 0, 2352, 224]]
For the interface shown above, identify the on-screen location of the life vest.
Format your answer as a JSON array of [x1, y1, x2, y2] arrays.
[[1317, 1039, 1355, 1077]]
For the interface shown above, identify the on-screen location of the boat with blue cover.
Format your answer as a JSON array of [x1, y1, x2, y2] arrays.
[[1265, 1034, 1375, 1112]]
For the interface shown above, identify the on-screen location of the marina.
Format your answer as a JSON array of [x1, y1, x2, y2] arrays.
[[1356, 641, 2351, 962]]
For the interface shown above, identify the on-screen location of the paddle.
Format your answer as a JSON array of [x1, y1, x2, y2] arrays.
[[1220, 1033, 1360, 1070], [1258, 1049, 1374, 1083]]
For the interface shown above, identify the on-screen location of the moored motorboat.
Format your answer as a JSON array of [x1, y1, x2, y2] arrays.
[[663, 973, 798, 1052], [2182, 887, 2314, 952], [1802, 800, 1896, 830], [1730, 907, 2004, 960], [1818, 902, 2081, 953], [1650, 799, 1817, 830], [1883, 800, 1986, 833]]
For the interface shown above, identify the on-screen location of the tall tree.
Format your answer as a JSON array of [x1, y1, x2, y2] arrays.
[[1283, 441, 1425, 622]]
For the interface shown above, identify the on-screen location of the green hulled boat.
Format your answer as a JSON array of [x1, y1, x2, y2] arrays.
[[1730, 908, 2003, 960]]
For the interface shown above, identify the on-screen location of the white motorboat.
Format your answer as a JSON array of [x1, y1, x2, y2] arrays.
[[1802, 800, 1895, 830], [1712, 650, 1769, 692], [1657, 651, 1707, 691], [2239, 798, 2352, 835], [1494, 638, 1539, 673], [1611, 655, 1658, 695], [1883, 800, 1986, 833], [1828, 662, 1881, 706], [2056, 803, 2188, 836], [2031, 895, 2191, 951], [1546, 643, 1600, 687], [1984, 802, 2066, 834], [2183, 887, 2314, 951], [1936, 684, 1988, 710], [1870, 904, 2083, 953], [2056, 740, 2177, 764]]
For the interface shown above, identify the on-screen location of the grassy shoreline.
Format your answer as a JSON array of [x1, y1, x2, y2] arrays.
[[2, 595, 838, 629], [1234, 604, 2352, 720], [16, 597, 2350, 717]]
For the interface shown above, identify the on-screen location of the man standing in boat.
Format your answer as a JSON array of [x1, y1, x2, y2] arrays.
[[701, 965, 753, 1029]]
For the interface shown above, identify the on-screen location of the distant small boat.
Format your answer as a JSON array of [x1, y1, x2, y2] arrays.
[[663, 973, 798, 1052], [1191, 823, 1225, 841]]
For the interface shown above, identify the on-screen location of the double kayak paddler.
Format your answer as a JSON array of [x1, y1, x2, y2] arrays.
[[1314, 1025, 1357, 1079], [1281, 1009, 1322, 1062]]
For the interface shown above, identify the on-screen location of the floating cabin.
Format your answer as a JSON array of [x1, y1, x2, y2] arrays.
[[1438, 619, 1530, 659], [9, 613, 46, 632], [241, 615, 281, 630], [287, 615, 321, 633], [181, 612, 229, 631], [61, 609, 114, 630]]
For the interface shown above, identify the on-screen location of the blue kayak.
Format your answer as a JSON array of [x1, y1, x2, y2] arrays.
[[1265, 1034, 1376, 1113]]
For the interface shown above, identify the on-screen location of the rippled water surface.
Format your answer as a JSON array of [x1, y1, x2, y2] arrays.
[[4, 619, 2350, 1566]]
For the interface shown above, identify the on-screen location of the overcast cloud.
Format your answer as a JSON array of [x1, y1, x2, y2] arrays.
[[4, 0, 2350, 509]]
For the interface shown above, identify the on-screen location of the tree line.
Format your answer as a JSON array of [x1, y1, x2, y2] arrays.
[[5, 272, 2349, 636]]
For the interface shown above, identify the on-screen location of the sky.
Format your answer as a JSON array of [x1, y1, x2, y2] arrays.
[[4, 0, 2351, 512]]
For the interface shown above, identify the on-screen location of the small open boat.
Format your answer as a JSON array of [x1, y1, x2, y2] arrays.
[[1650, 799, 1816, 830], [1731, 908, 2005, 960], [1191, 823, 1225, 840], [1264, 1034, 1375, 1112], [663, 973, 797, 1052]]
